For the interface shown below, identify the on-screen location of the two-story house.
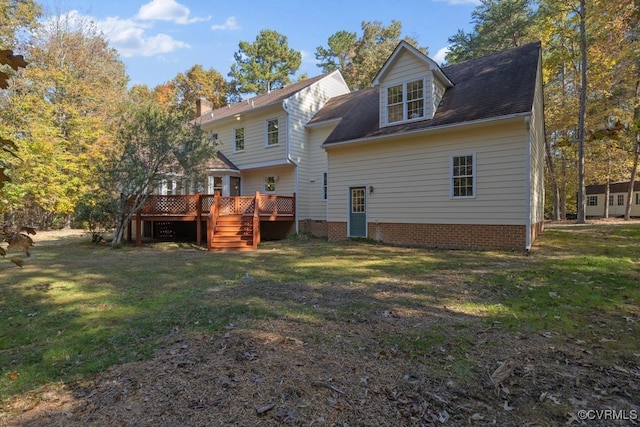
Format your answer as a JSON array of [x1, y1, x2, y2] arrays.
[[140, 40, 544, 251]]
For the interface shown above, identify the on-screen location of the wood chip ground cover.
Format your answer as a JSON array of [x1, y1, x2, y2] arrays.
[[1, 223, 639, 426]]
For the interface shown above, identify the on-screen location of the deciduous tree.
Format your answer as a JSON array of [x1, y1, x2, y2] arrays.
[[105, 99, 215, 246], [0, 12, 127, 228]]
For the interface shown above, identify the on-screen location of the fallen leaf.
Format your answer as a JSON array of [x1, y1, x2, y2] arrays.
[[490, 359, 516, 386], [256, 403, 275, 415], [7, 372, 19, 381]]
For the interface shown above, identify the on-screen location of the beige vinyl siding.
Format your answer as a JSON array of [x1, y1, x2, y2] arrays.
[[203, 105, 287, 169], [378, 51, 433, 126], [306, 123, 337, 220], [433, 78, 447, 116], [241, 166, 295, 197], [529, 53, 546, 226], [586, 193, 640, 217], [326, 119, 529, 225], [286, 72, 350, 219]]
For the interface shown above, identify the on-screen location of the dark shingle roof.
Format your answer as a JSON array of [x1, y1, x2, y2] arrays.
[[198, 73, 332, 124], [318, 41, 541, 146], [586, 181, 640, 195]]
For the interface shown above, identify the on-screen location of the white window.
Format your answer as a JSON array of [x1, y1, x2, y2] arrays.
[[208, 176, 223, 194], [264, 176, 276, 192], [266, 119, 279, 146], [234, 127, 244, 152], [158, 178, 178, 195], [609, 194, 614, 206], [617, 194, 625, 206], [322, 172, 328, 201], [635, 193, 640, 205], [587, 195, 598, 206], [386, 79, 425, 124], [451, 154, 475, 198]]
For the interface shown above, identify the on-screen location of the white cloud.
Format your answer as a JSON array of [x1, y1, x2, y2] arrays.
[[433, 46, 450, 64], [99, 15, 189, 57], [137, 0, 210, 25], [211, 16, 240, 31]]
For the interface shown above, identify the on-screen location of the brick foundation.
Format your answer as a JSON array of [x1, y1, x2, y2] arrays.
[[531, 221, 544, 245], [298, 219, 328, 237], [328, 221, 531, 250]]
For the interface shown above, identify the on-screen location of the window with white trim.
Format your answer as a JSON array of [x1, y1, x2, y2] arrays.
[[609, 194, 614, 206], [636, 193, 640, 205], [234, 127, 244, 151], [385, 78, 425, 125], [208, 176, 223, 194], [451, 154, 475, 198], [322, 172, 328, 200], [587, 195, 598, 206], [264, 176, 276, 192], [617, 194, 625, 206], [266, 119, 279, 146]]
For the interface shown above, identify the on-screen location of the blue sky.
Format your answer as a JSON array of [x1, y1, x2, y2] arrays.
[[40, 0, 480, 88]]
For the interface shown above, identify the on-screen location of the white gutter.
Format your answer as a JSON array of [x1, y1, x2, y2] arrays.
[[322, 111, 532, 149], [282, 99, 299, 233]]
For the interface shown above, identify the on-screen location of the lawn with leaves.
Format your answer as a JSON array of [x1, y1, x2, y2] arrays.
[[1, 224, 639, 425]]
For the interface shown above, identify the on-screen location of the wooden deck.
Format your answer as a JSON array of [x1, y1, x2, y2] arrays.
[[130, 192, 295, 251]]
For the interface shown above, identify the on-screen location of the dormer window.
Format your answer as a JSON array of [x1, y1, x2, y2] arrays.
[[386, 78, 425, 124]]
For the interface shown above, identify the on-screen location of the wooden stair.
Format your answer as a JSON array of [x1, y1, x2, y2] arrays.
[[210, 215, 255, 251]]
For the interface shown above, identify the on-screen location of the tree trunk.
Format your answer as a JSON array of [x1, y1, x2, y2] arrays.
[[544, 140, 561, 220], [624, 80, 640, 220], [576, 0, 588, 224]]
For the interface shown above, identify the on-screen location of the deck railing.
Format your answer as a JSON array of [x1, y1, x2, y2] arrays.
[[135, 193, 295, 218], [131, 192, 295, 249]]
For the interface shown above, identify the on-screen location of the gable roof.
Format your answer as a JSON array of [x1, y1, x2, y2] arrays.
[[586, 181, 640, 195], [204, 151, 239, 172], [316, 41, 541, 146], [197, 71, 338, 125], [371, 40, 453, 88]]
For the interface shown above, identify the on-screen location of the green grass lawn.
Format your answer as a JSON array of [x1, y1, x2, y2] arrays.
[[1, 224, 639, 404]]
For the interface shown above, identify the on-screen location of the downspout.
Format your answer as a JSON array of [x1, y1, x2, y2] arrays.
[[524, 115, 532, 251], [282, 99, 299, 233]]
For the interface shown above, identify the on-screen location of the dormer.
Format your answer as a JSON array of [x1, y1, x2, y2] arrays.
[[372, 41, 454, 128]]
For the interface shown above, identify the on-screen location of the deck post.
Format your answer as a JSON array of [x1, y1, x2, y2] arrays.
[[196, 193, 202, 246], [253, 191, 261, 249]]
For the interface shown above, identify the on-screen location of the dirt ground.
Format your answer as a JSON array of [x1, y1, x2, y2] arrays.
[[2, 223, 639, 426]]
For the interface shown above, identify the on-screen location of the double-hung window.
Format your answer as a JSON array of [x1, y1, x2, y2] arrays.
[[587, 195, 598, 206], [636, 193, 640, 205], [451, 154, 475, 198], [617, 194, 625, 206], [386, 79, 425, 124], [264, 176, 276, 192], [266, 119, 279, 146], [234, 127, 244, 152]]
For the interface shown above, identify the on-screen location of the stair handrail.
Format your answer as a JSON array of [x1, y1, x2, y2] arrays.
[[253, 191, 261, 249], [207, 191, 221, 251]]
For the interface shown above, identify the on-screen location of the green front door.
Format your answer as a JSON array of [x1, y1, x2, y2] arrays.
[[349, 187, 367, 237]]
